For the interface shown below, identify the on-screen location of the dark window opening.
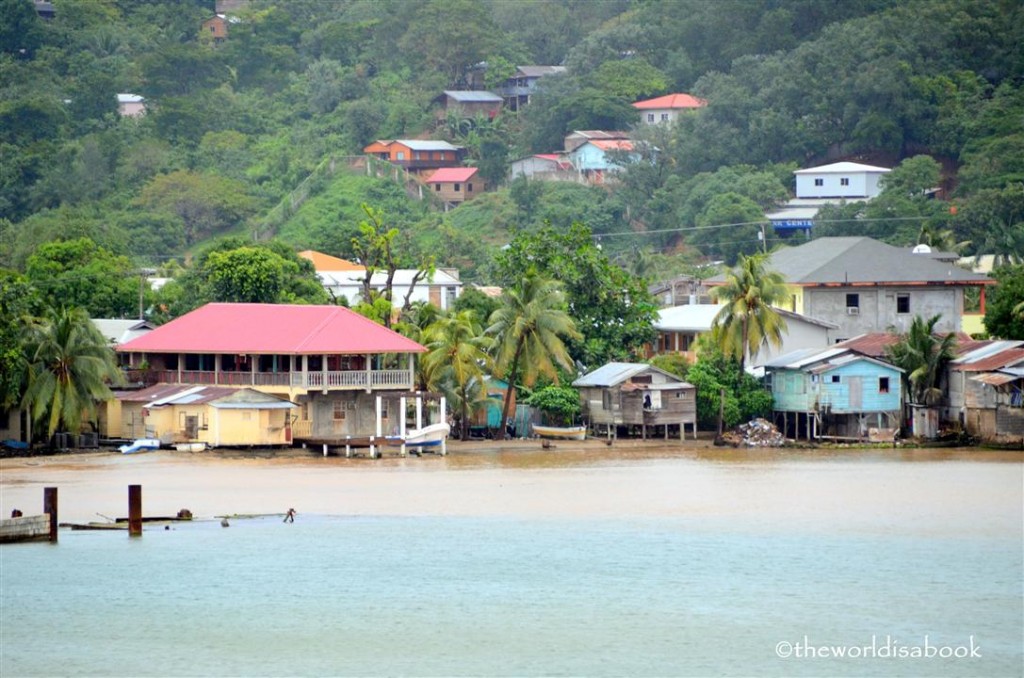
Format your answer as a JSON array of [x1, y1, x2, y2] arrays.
[[879, 377, 890, 393], [831, 375, 841, 383], [897, 294, 910, 314], [846, 293, 859, 308]]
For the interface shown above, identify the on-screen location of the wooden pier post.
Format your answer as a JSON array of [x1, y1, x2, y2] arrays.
[[43, 487, 58, 542], [399, 396, 407, 457], [128, 484, 142, 537]]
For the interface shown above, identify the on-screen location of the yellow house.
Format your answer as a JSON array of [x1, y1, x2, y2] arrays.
[[106, 385, 295, 448]]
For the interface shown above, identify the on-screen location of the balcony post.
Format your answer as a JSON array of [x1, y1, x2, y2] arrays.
[[178, 353, 183, 384], [251, 354, 256, 386], [322, 353, 327, 390], [214, 354, 219, 385], [365, 353, 372, 390]]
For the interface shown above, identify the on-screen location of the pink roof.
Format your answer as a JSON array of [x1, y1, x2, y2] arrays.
[[118, 303, 425, 355], [535, 154, 562, 160], [426, 167, 479, 183], [589, 139, 634, 151], [632, 93, 707, 110]]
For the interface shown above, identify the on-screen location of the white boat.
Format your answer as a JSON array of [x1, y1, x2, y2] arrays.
[[388, 422, 451, 448], [175, 442, 207, 452], [532, 425, 587, 440], [119, 438, 161, 454]]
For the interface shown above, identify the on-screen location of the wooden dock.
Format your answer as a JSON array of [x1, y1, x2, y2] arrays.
[[295, 436, 391, 458]]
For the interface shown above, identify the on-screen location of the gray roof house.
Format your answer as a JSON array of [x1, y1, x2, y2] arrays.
[[710, 237, 993, 340], [573, 362, 696, 440]]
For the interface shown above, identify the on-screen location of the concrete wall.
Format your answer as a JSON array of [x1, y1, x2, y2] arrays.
[[803, 286, 962, 339], [796, 171, 885, 199], [0, 515, 50, 543]]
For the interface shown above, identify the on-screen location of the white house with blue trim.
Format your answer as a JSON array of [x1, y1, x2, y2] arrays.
[[767, 161, 891, 237]]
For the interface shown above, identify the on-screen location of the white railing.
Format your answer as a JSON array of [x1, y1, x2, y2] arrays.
[[163, 369, 412, 390]]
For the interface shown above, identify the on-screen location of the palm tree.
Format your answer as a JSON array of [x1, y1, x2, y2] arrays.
[[885, 314, 958, 406], [395, 302, 445, 391], [710, 253, 789, 375], [21, 306, 122, 440], [487, 274, 581, 440], [423, 310, 493, 440]]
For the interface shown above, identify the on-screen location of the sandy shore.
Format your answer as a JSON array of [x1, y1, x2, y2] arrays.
[[1, 439, 1021, 536]]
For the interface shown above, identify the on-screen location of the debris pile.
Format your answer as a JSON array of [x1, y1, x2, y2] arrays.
[[715, 418, 785, 448]]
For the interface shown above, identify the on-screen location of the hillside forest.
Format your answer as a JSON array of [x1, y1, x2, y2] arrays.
[[1, 0, 1022, 316]]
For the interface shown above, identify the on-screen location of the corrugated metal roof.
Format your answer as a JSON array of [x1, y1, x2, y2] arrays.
[[118, 303, 426, 355], [515, 66, 566, 78], [573, 362, 649, 387], [952, 347, 1024, 372], [394, 139, 462, 152], [298, 250, 365, 272], [655, 304, 722, 332], [443, 90, 502, 103], [794, 162, 891, 174], [970, 372, 1019, 386]]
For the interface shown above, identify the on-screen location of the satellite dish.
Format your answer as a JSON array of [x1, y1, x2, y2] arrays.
[[912, 244, 932, 253]]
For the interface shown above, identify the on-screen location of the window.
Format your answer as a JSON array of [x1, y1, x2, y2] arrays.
[[660, 113, 669, 121], [453, 183, 461, 192], [846, 293, 859, 308], [333, 401, 346, 420], [647, 113, 655, 122], [396, 151, 405, 160], [840, 177, 850, 186], [897, 294, 910, 314], [414, 151, 422, 160], [791, 294, 797, 311], [435, 184, 441, 191], [467, 183, 473, 192], [602, 391, 612, 410], [879, 377, 890, 393], [814, 178, 824, 186], [831, 375, 841, 383]]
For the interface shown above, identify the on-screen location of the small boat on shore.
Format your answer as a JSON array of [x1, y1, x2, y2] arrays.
[[175, 442, 207, 452], [119, 438, 161, 454], [386, 423, 451, 448], [532, 425, 587, 440]]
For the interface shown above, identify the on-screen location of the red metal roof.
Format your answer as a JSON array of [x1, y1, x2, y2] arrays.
[[425, 167, 478, 183], [632, 93, 707, 110], [118, 303, 426, 355], [589, 139, 634, 151], [953, 348, 1024, 372]]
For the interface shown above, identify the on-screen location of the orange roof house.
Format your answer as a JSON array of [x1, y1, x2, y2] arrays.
[[633, 93, 707, 125], [298, 250, 365, 272]]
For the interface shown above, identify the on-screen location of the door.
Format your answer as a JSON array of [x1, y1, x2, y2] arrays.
[[847, 377, 862, 409], [184, 415, 199, 439]]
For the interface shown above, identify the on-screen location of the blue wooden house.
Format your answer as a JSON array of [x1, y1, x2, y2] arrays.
[[765, 348, 903, 441]]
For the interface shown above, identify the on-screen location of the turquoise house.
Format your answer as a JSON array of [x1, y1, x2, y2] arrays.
[[765, 348, 903, 441]]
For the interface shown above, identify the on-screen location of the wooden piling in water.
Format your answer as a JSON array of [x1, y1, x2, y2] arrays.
[[43, 487, 58, 542], [128, 485, 142, 536]]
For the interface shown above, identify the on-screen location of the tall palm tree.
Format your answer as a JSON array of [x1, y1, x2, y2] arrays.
[[710, 253, 789, 375], [21, 306, 122, 439], [487, 274, 581, 440], [885, 314, 958, 406], [423, 310, 493, 440]]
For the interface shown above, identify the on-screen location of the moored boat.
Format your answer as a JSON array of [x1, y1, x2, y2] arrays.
[[175, 442, 207, 452], [387, 422, 451, 448], [532, 425, 587, 440], [119, 438, 161, 454]]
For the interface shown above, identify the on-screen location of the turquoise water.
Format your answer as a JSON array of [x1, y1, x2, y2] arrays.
[[2, 512, 1021, 677]]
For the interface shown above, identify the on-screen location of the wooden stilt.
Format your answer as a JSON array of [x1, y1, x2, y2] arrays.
[[128, 485, 142, 537], [43, 487, 58, 542]]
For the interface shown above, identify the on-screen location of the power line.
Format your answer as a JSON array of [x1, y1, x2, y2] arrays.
[[593, 215, 936, 238]]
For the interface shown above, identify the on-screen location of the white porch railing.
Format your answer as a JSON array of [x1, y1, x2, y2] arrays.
[[157, 369, 412, 390]]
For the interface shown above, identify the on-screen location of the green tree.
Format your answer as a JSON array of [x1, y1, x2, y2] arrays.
[[1, 0, 44, 58], [588, 58, 669, 101], [25, 237, 140, 318], [684, 336, 773, 431], [423, 310, 493, 440], [710, 253, 789, 375], [0, 268, 41, 409], [984, 265, 1024, 339], [21, 306, 122, 439], [491, 222, 658, 367], [135, 170, 259, 245], [487, 273, 581, 440], [885, 314, 958, 406], [524, 385, 580, 427]]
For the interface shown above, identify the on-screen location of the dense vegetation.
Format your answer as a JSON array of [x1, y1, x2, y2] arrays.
[[2, 0, 1024, 438]]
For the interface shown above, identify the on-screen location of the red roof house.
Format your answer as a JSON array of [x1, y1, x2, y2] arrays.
[[115, 303, 430, 444], [425, 167, 483, 204]]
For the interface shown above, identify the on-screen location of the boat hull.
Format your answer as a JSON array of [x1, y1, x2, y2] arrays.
[[532, 425, 587, 440], [119, 439, 161, 454], [175, 443, 207, 452], [386, 423, 451, 447]]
